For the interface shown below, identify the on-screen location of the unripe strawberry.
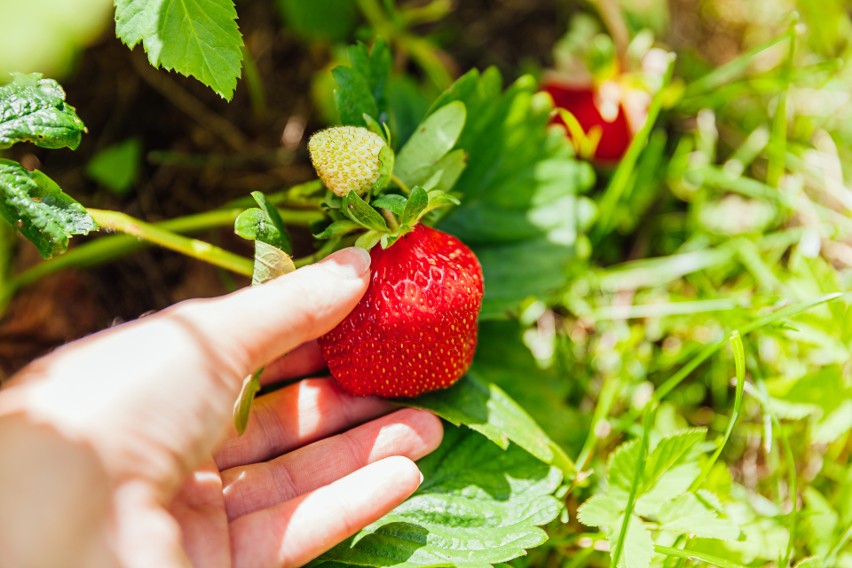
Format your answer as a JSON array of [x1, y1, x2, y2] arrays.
[[308, 126, 391, 197]]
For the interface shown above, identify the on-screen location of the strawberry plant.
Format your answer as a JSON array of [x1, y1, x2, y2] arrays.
[[2, 1, 852, 567]]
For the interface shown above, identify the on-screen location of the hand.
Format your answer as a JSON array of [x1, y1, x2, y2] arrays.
[[0, 248, 444, 567]]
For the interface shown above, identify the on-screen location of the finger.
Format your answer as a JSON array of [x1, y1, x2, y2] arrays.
[[214, 378, 393, 470], [230, 456, 422, 568], [164, 246, 371, 381], [258, 341, 327, 386], [8, 248, 370, 487], [222, 408, 442, 519], [168, 460, 230, 568]]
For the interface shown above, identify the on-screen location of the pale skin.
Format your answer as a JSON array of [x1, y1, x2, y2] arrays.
[[0, 247, 444, 567]]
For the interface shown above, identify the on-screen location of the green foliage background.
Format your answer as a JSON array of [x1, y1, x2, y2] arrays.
[[1, 0, 852, 567]]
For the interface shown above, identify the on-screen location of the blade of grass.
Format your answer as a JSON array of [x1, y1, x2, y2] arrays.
[[591, 54, 676, 243], [591, 298, 739, 320], [691, 331, 746, 490], [766, 18, 798, 189], [655, 292, 847, 402], [654, 545, 745, 568], [610, 407, 655, 568], [574, 375, 621, 473], [683, 26, 796, 99]]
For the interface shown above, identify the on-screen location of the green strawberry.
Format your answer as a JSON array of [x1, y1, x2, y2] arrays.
[[308, 126, 391, 197], [317, 224, 484, 398]]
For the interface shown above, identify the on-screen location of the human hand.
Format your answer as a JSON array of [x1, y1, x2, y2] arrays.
[[0, 248, 443, 568]]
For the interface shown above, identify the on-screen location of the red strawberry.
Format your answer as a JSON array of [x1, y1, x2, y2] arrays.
[[318, 224, 484, 398], [542, 80, 632, 163]]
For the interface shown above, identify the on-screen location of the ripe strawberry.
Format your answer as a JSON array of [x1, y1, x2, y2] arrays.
[[542, 80, 632, 163], [318, 224, 484, 398]]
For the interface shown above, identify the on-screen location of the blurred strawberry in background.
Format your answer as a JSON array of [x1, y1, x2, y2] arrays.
[[541, 13, 669, 164]]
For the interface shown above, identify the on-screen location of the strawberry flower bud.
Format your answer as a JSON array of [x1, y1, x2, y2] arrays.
[[308, 126, 393, 197]]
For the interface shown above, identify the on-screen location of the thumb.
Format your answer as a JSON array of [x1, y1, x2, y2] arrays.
[[163, 246, 372, 380]]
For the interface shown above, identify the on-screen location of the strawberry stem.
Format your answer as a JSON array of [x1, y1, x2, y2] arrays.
[[391, 174, 411, 194], [381, 208, 400, 232]]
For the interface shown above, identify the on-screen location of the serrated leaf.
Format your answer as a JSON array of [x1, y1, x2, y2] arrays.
[[251, 240, 295, 286], [315, 425, 563, 567], [657, 493, 740, 541], [395, 101, 467, 189], [470, 320, 586, 456], [608, 514, 653, 568], [0, 73, 86, 150], [433, 70, 596, 317], [332, 42, 391, 127], [114, 0, 244, 100], [400, 186, 428, 227], [372, 194, 407, 215], [635, 462, 701, 517], [643, 428, 706, 489], [577, 494, 622, 528], [607, 438, 642, 492], [0, 159, 96, 258], [343, 191, 389, 232], [405, 374, 574, 475]]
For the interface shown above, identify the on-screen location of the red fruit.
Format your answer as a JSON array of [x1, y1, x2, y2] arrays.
[[542, 81, 632, 163], [318, 225, 484, 398]]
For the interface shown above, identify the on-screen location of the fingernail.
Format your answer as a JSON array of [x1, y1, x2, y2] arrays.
[[418, 469, 424, 486], [319, 247, 371, 278]]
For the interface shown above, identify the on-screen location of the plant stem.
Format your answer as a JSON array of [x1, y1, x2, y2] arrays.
[[392, 174, 412, 194], [87, 209, 253, 277], [381, 208, 400, 231], [653, 545, 744, 568], [0, 183, 328, 310]]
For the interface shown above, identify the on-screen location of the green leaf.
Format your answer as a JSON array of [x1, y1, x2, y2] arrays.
[[471, 320, 586, 455], [86, 138, 142, 195], [313, 219, 363, 239], [577, 494, 622, 528], [276, 0, 358, 42], [114, 0, 244, 100], [635, 463, 701, 516], [657, 493, 740, 541], [233, 191, 292, 254], [355, 229, 383, 251], [233, 367, 262, 435], [405, 374, 575, 475], [608, 514, 653, 568], [421, 149, 467, 193], [372, 194, 407, 215], [0, 159, 96, 258], [250, 240, 295, 286], [400, 186, 428, 227], [642, 428, 706, 489], [332, 42, 391, 127], [0, 73, 86, 150], [395, 101, 467, 189], [342, 191, 389, 232], [315, 425, 563, 567], [433, 70, 595, 317]]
